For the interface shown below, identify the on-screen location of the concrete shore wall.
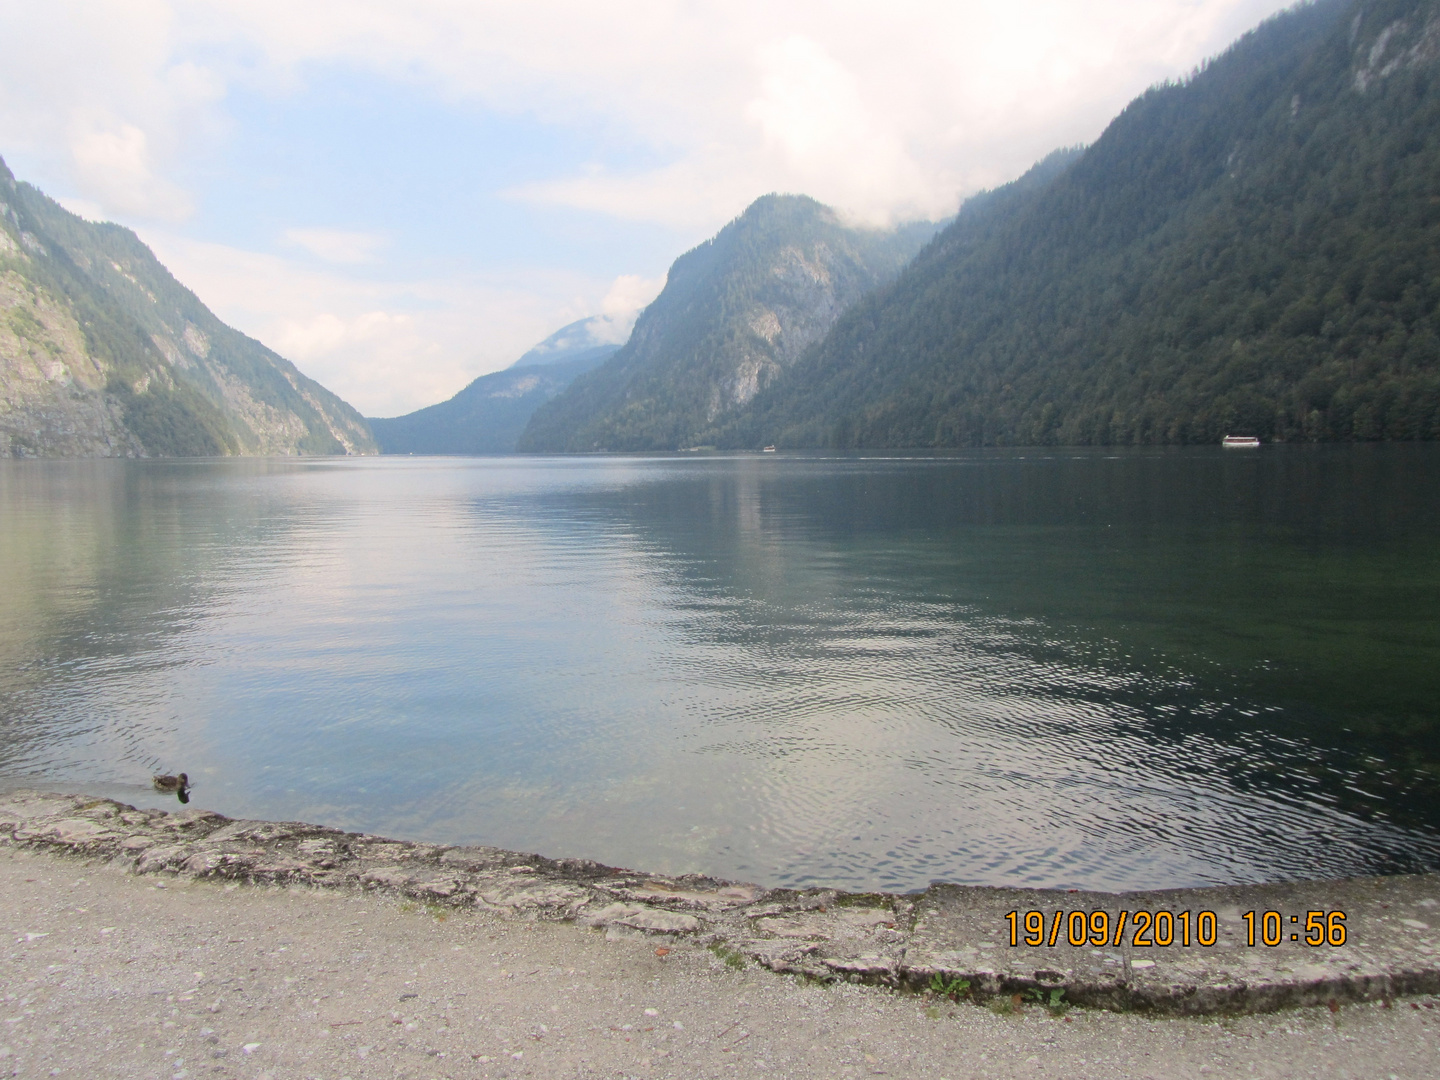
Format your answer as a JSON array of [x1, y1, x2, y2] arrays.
[[3, 789, 1437, 1015]]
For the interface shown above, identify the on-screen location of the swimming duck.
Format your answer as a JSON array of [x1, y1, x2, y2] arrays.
[[152, 772, 188, 793]]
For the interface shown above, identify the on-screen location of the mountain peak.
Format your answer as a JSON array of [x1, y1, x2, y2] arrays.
[[509, 314, 634, 369], [518, 195, 941, 452]]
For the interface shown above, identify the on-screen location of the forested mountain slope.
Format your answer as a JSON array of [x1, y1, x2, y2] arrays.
[[370, 317, 620, 454], [518, 196, 939, 452], [721, 0, 1440, 448], [0, 158, 375, 457]]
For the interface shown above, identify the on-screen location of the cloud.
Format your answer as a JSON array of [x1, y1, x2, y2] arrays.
[[3, 1, 1298, 228], [552, 274, 667, 347], [489, 0, 1295, 227], [140, 230, 621, 417], [744, 35, 939, 223], [68, 116, 195, 220], [282, 227, 388, 264], [0, 0, 222, 221], [601, 273, 665, 319]]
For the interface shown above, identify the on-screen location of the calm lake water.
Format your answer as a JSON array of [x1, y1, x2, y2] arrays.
[[1, 447, 1438, 893]]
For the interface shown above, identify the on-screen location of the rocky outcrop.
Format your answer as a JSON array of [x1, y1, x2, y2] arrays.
[[4, 789, 1438, 1015], [517, 196, 939, 452], [0, 270, 142, 457], [0, 158, 376, 457]]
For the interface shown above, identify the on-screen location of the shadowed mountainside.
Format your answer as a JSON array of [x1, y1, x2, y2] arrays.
[[0, 158, 374, 457], [716, 0, 1440, 448], [369, 316, 624, 454]]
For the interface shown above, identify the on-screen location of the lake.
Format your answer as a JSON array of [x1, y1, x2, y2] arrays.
[[1, 446, 1438, 893]]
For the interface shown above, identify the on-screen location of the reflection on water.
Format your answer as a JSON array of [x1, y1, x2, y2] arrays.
[[1, 447, 1438, 892]]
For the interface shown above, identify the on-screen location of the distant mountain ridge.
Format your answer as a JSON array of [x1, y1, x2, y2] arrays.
[[715, 0, 1440, 448], [517, 195, 942, 452], [369, 316, 624, 454], [0, 157, 374, 457], [510, 314, 630, 369]]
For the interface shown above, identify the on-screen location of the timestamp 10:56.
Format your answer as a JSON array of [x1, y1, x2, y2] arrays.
[[1242, 910, 1347, 947], [1003, 909, 1348, 948]]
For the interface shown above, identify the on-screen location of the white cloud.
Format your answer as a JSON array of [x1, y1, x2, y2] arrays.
[[140, 230, 618, 417], [0, 0, 221, 221], [3, 1, 1298, 228], [282, 227, 388, 265], [68, 116, 194, 221], [601, 274, 666, 320], [745, 36, 937, 223], [557, 274, 667, 347]]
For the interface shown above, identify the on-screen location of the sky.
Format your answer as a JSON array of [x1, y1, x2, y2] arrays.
[[0, 0, 1296, 418]]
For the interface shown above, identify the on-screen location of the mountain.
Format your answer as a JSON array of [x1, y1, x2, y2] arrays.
[[509, 314, 630, 369], [517, 195, 941, 452], [0, 157, 374, 457], [368, 316, 624, 454], [715, 0, 1440, 448]]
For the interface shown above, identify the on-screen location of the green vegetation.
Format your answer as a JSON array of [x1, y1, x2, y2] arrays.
[[7, 305, 45, 342], [712, 0, 1440, 448], [927, 974, 972, 1001], [0, 156, 374, 457], [518, 195, 939, 452], [1024, 987, 1068, 1013], [709, 943, 747, 970], [104, 374, 236, 457]]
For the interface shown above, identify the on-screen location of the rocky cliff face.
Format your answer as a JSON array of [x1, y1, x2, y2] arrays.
[[0, 158, 375, 458], [0, 253, 142, 457], [517, 195, 939, 452]]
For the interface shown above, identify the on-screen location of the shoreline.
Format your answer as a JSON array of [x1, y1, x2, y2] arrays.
[[4, 788, 1438, 1016]]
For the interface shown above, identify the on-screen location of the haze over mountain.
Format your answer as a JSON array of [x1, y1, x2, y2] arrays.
[[714, 0, 1440, 448], [0, 158, 374, 457], [368, 316, 625, 454], [518, 196, 940, 452]]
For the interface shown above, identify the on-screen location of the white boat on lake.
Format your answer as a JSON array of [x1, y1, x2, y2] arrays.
[[1222, 435, 1261, 448]]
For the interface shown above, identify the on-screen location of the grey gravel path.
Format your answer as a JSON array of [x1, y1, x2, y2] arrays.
[[3, 846, 1439, 1080]]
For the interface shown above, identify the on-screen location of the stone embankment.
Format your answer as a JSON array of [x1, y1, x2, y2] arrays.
[[3, 789, 1437, 1015]]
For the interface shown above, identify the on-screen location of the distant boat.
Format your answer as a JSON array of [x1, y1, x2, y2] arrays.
[[1222, 435, 1261, 448], [762, 445, 777, 453]]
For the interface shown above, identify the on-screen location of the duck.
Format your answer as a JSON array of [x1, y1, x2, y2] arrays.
[[152, 772, 189, 794]]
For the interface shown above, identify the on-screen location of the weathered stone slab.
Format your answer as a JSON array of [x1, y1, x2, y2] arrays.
[[478, 881, 595, 915], [582, 902, 704, 935], [600, 878, 759, 909], [906, 877, 1440, 1012], [3, 788, 1438, 1014], [725, 895, 912, 984], [437, 845, 514, 871], [359, 865, 416, 889], [13, 817, 120, 848]]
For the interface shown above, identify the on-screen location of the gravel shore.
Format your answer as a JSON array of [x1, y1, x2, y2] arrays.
[[4, 846, 1439, 1080]]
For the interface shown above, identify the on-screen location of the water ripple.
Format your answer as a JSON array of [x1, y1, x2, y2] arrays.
[[1, 451, 1438, 891]]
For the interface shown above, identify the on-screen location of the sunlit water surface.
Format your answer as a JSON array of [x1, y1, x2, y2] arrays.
[[2, 448, 1438, 893]]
